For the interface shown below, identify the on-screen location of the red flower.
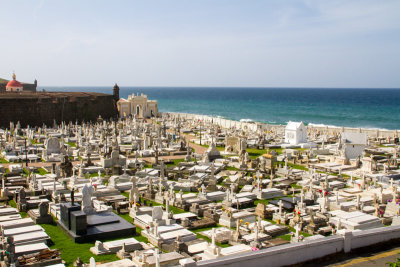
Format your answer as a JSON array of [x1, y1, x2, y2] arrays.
[[318, 189, 322, 193], [293, 209, 296, 213], [297, 211, 301, 215]]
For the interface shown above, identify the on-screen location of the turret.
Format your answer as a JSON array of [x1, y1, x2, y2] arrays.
[[113, 83, 120, 102]]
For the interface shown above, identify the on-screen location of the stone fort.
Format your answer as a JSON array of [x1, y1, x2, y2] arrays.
[[0, 74, 120, 128]]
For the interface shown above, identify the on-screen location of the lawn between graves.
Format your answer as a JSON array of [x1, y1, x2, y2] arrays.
[[261, 217, 312, 241], [4, 199, 119, 266], [36, 167, 50, 175], [39, 218, 120, 267], [191, 226, 230, 248]]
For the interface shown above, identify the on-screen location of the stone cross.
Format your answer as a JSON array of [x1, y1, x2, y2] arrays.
[[294, 224, 300, 242], [201, 184, 206, 195], [211, 228, 216, 247], [278, 200, 283, 216], [254, 220, 259, 242]]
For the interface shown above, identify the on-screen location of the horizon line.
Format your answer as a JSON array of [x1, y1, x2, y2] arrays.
[[39, 85, 400, 90]]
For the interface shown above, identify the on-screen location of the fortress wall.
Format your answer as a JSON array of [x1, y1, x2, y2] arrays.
[[0, 92, 117, 128]]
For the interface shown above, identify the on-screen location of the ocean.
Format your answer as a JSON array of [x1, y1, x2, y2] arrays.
[[41, 86, 400, 130]]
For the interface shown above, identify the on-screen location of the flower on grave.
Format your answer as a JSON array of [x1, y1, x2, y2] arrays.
[[379, 210, 384, 215], [324, 191, 328, 196], [293, 209, 296, 213], [297, 211, 301, 215], [198, 188, 201, 192], [245, 222, 249, 226], [318, 189, 322, 193], [260, 185, 263, 189], [388, 199, 393, 203], [221, 207, 225, 211], [136, 203, 140, 207], [240, 219, 243, 224], [146, 226, 150, 229], [251, 247, 259, 251]]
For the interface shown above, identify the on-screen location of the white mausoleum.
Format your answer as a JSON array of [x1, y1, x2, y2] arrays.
[[284, 121, 307, 145], [117, 93, 158, 118], [341, 132, 367, 159]]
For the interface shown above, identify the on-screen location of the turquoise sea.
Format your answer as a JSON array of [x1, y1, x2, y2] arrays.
[[42, 87, 400, 130]]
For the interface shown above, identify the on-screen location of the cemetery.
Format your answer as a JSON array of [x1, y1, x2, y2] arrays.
[[0, 112, 400, 266]]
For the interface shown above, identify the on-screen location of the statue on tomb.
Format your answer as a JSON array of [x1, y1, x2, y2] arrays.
[[82, 184, 94, 214], [60, 155, 73, 178]]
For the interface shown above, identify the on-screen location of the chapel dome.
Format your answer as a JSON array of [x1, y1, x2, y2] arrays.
[[6, 79, 22, 88], [6, 73, 23, 91]]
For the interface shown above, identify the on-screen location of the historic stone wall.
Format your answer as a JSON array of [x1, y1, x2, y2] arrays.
[[0, 92, 118, 128], [192, 225, 400, 267]]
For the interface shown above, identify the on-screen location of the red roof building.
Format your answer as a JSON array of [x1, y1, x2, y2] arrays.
[[6, 73, 23, 92]]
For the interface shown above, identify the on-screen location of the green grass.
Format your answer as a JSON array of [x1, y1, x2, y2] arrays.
[[287, 225, 312, 237], [30, 140, 43, 145], [253, 197, 281, 207], [246, 148, 267, 159], [9, 200, 27, 218], [0, 157, 9, 164], [191, 226, 230, 248], [122, 193, 185, 214], [89, 172, 105, 178], [226, 166, 239, 171], [66, 142, 76, 147], [36, 167, 49, 175], [277, 234, 291, 241], [288, 163, 308, 171], [40, 219, 119, 266], [277, 161, 309, 171], [166, 159, 185, 167], [133, 226, 149, 243]]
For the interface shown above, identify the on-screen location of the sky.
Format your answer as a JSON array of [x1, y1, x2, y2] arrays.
[[0, 0, 399, 88]]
